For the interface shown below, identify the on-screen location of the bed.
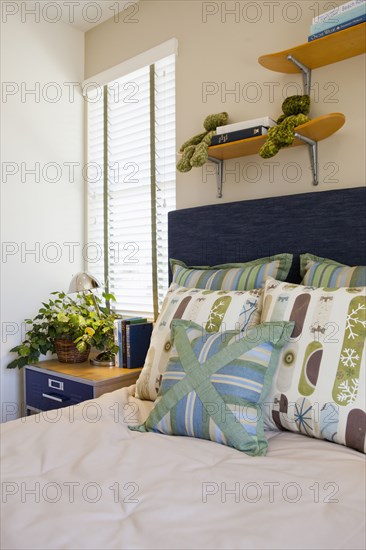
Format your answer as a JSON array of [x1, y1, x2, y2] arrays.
[[1, 187, 366, 550]]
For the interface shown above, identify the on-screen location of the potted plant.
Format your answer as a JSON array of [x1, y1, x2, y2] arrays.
[[7, 291, 120, 368]]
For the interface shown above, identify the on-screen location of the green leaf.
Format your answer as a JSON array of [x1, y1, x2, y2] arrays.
[[7, 357, 28, 369], [103, 292, 116, 302], [18, 357, 28, 368], [9, 345, 22, 353], [18, 346, 31, 357], [7, 358, 20, 369], [57, 312, 69, 323], [76, 341, 86, 352]]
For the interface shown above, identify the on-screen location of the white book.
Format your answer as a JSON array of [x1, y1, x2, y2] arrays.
[[113, 319, 120, 367], [312, 0, 365, 24], [216, 117, 276, 135]]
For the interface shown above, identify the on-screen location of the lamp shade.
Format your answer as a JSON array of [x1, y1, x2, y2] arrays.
[[68, 272, 101, 294]]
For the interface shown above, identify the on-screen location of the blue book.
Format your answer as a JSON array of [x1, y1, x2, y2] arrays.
[[114, 317, 145, 367], [308, 14, 366, 41], [310, 3, 365, 34], [211, 126, 268, 146], [125, 322, 153, 369]]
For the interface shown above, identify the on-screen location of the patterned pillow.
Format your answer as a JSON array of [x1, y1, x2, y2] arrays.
[[261, 278, 366, 453], [301, 253, 366, 287], [130, 320, 292, 456], [135, 283, 263, 401], [170, 254, 292, 290]]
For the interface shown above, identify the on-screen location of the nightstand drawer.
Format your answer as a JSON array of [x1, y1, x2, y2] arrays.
[[25, 369, 93, 411]]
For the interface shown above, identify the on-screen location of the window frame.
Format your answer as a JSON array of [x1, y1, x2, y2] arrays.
[[84, 42, 177, 319]]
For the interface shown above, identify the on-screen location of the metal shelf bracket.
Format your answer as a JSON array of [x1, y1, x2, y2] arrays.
[[287, 55, 312, 95], [294, 132, 318, 186], [287, 55, 318, 184], [208, 156, 224, 198]]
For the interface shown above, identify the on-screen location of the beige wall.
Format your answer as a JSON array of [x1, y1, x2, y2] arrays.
[[1, 16, 85, 421], [85, 0, 365, 208]]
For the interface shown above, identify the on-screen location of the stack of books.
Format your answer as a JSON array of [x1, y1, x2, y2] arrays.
[[114, 317, 153, 369], [211, 116, 276, 146], [308, 0, 365, 41]]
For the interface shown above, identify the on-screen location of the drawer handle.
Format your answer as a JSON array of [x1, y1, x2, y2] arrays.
[[42, 393, 65, 403], [48, 379, 64, 391]]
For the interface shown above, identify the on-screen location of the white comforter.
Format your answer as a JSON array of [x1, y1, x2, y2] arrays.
[[1, 386, 365, 550]]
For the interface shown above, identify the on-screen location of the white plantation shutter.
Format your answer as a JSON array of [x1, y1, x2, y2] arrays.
[[155, 56, 176, 308], [86, 88, 105, 286], [86, 54, 176, 318], [108, 65, 152, 316]]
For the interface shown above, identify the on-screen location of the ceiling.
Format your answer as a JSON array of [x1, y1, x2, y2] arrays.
[[62, 0, 139, 31], [16, 1, 139, 32]]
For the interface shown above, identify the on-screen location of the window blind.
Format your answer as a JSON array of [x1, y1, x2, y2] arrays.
[[86, 87, 105, 287], [86, 55, 176, 318]]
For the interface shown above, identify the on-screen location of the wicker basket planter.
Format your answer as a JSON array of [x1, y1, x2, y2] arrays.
[[55, 339, 90, 363]]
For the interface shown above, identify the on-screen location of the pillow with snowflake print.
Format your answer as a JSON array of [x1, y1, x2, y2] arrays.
[[135, 283, 263, 401], [260, 278, 366, 453]]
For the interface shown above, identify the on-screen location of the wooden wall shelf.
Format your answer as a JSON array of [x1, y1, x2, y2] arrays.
[[204, 24, 364, 197], [208, 114, 345, 161], [208, 113, 345, 197], [258, 23, 366, 74]]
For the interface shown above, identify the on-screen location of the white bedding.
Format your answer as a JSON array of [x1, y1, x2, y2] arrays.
[[1, 386, 365, 550]]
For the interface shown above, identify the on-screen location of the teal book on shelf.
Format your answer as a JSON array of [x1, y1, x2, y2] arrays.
[[308, 14, 366, 41], [310, 2, 365, 33], [125, 322, 153, 369]]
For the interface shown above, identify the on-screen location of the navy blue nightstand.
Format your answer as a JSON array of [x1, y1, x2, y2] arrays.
[[24, 360, 142, 414]]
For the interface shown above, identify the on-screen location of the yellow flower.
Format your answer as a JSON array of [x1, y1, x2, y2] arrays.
[[85, 327, 95, 337]]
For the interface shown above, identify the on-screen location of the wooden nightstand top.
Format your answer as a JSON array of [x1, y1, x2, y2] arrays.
[[26, 359, 143, 386]]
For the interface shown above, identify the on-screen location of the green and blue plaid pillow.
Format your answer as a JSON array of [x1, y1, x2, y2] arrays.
[[130, 319, 293, 456], [301, 253, 366, 287], [170, 254, 292, 291]]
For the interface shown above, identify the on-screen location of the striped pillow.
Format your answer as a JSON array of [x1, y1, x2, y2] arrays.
[[130, 320, 293, 456], [170, 254, 292, 291], [301, 253, 366, 287]]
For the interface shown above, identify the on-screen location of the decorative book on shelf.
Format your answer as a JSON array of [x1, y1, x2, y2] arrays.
[[309, 14, 366, 41], [216, 117, 276, 135], [312, 0, 364, 25], [211, 126, 268, 146], [310, 1, 365, 34]]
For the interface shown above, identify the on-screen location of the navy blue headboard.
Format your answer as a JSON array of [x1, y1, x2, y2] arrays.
[[168, 187, 366, 283]]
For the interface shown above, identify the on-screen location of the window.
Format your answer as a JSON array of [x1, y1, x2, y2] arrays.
[[86, 52, 176, 319]]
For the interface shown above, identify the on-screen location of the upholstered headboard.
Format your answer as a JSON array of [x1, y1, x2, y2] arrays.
[[168, 187, 366, 283]]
